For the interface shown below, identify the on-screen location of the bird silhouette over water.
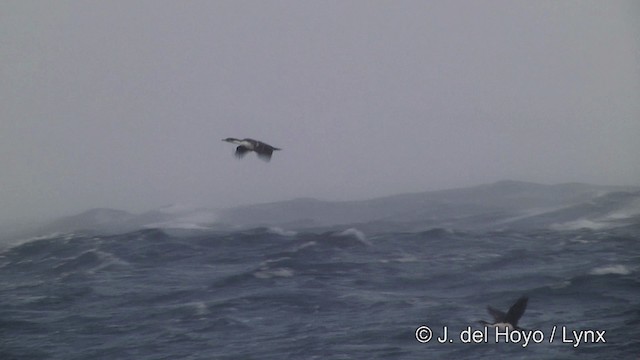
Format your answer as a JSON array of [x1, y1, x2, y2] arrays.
[[222, 138, 281, 162], [479, 296, 528, 330]]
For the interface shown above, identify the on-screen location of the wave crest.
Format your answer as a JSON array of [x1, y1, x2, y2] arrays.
[[589, 264, 632, 275]]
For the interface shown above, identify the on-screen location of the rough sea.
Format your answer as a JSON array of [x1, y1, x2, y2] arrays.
[[1, 224, 639, 359]]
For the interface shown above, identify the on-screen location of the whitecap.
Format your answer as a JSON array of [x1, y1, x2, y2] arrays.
[[259, 257, 291, 266], [56, 249, 130, 275], [91, 250, 130, 272], [267, 227, 297, 237], [290, 241, 317, 252], [589, 264, 631, 276], [550, 219, 608, 231], [336, 228, 371, 245], [0, 232, 67, 253], [604, 198, 640, 220]]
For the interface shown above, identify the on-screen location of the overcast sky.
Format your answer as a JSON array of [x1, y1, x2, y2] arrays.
[[1, 0, 639, 224]]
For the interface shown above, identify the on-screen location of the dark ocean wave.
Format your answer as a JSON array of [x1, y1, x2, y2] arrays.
[[1, 226, 639, 359]]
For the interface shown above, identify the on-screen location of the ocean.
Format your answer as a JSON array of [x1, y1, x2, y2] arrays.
[[1, 224, 638, 359]]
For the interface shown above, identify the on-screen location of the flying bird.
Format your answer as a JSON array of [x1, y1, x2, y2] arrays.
[[222, 138, 281, 162], [479, 296, 528, 330]]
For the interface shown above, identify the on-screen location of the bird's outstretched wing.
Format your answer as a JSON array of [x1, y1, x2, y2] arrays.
[[504, 296, 528, 327], [254, 141, 279, 162], [256, 149, 274, 162], [235, 146, 249, 159], [487, 306, 506, 323]]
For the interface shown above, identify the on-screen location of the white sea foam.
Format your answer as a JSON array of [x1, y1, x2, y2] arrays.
[[55, 249, 130, 276], [259, 257, 291, 266], [604, 198, 640, 220], [589, 264, 631, 276], [267, 227, 297, 237], [336, 228, 371, 245], [91, 250, 130, 272], [290, 241, 317, 252], [0, 232, 68, 253], [550, 219, 608, 231]]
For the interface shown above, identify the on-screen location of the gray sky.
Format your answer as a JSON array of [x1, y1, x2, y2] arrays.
[[1, 0, 639, 224]]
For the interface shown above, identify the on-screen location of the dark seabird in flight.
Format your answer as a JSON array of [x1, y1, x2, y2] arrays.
[[479, 296, 528, 330], [222, 138, 281, 162]]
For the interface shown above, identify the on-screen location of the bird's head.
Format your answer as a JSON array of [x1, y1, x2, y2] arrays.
[[222, 137, 240, 144]]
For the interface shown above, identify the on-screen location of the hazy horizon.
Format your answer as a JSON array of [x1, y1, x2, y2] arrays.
[[2, 1, 639, 225], [7, 179, 640, 228]]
